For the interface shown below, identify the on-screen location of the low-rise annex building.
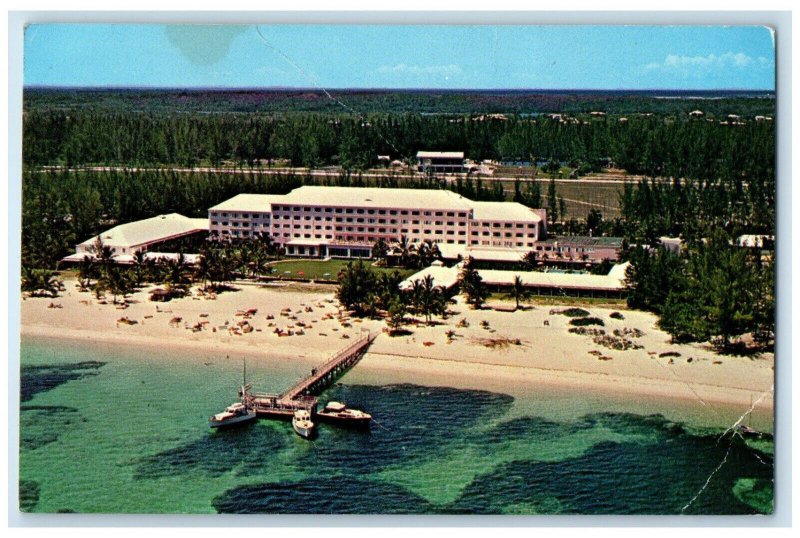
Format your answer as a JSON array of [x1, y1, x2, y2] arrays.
[[208, 186, 547, 258], [61, 213, 209, 264]]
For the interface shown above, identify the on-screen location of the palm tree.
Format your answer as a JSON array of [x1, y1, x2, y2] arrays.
[[164, 253, 191, 296], [396, 235, 413, 269], [78, 255, 97, 290], [506, 275, 530, 310], [21, 266, 60, 298], [132, 251, 147, 287]]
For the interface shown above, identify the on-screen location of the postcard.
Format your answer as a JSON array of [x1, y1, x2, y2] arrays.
[[18, 22, 775, 516]]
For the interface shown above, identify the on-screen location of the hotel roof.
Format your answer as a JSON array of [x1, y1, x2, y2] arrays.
[[416, 151, 465, 159], [471, 201, 543, 222], [280, 186, 474, 211], [77, 213, 208, 250], [209, 193, 286, 212]]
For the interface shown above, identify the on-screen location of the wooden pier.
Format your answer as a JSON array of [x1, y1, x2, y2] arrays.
[[245, 331, 377, 420]]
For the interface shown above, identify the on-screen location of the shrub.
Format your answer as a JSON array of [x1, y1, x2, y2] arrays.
[[550, 307, 591, 318], [569, 317, 605, 327]]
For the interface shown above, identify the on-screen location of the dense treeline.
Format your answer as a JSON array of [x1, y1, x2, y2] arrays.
[[24, 88, 776, 116], [23, 110, 775, 183], [619, 175, 775, 243], [625, 232, 774, 350]]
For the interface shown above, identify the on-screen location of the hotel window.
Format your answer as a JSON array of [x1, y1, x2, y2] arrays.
[[389, 210, 397, 215], [424, 211, 431, 216], [305, 234, 311, 238], [335, 208, 343, 214], [367, 209, 375, 214], [232, 222, 239, 227], [435, 221, 443, 226], [315, 234, 322, 238], [211, 221, 218, 225], [447, 239, 454, 244], [325, 235, 333, 239], [357, 209, 365, 214], [411, 211, 420, 216], [446, 212, 454, 217], [222, 213, 228, 217], [315, 208, 322, 212]]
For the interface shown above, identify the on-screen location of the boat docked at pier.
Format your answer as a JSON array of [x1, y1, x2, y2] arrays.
[[316, 401, 372, 428], [292, 409, 316, 439], [209, 401, 256, 429], [209, 359, 257, 429]]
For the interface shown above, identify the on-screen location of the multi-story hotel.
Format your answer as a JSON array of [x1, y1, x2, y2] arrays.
[[209, 186, 547, 258]]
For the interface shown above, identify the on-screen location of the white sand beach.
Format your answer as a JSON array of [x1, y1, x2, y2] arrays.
[[20, 279, 774, 414]]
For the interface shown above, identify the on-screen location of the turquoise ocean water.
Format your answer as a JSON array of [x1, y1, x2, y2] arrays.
[[19, 335, 773, 515]]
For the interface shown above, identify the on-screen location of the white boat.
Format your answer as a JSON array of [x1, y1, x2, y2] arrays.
[[317, 401, 372, 427], [209, 359, 257, 429], [292, 409, 316, 439], [209, 401, 257, 428]]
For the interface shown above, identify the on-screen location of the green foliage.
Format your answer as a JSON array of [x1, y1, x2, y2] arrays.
[[21, 267, 61, 297], [626, 232, 774, 350], [337, 260, 379, 317], [505, 275, 530, 309], [459, 258, 488, 309]]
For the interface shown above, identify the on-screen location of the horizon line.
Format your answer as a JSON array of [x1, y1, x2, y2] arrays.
[[23, 84, 776, 94]]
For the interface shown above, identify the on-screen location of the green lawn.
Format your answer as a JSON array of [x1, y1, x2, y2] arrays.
[[269, 259, 414, 281]]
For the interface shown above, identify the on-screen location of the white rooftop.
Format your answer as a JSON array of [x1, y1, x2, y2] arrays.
[[437, 244, 529, 262], [210, 193, 286, 212], [471, 201, 543, 222], [399, 264, 461, 291], [281, 186, 474, 211], [416, 151, 465, 159], [77, 214, 208, 250], [479, 263, 629, 291], [399, 262, 630, 293]]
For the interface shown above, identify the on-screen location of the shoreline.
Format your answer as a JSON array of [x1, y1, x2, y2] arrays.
[[21, 323, 773, 414], [20, 279, 775, 420]]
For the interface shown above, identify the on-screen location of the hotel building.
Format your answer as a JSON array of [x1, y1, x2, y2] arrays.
[[208, 186, 547, 258]]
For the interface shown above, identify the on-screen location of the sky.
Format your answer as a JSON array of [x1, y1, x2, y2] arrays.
[[23, 24, 775, 90]]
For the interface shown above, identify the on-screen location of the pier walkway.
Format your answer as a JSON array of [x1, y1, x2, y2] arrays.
[[247, 330, 377, 418]]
